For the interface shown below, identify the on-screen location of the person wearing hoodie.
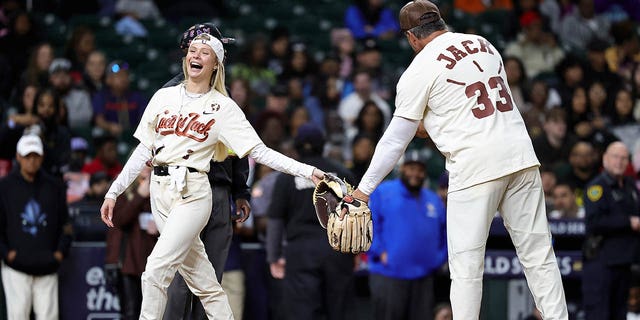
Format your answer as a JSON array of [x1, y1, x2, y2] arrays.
[[0, 134, 72, 320]]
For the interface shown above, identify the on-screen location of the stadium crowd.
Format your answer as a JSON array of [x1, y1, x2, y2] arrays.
[[0, 0, 640, 319]]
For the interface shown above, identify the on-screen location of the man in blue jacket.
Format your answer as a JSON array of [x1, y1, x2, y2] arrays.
[[0, 134, 72, 319], [368, 149, 447, 320]]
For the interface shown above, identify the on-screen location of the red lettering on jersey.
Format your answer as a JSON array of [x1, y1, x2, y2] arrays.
[[461, 40, 479, 54], [446, 45, 468, 61], [437, 53, 456, 69], [156, 112, 216, 142], [477, 38, 494, 54]]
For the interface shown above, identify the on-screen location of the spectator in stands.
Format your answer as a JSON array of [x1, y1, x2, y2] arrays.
[[267, 26, 290, 77], [0, 83, 39, 157], [504, 56, 528, 113], [92, 60, 147, 137], [315, 74, 343, 111], [255, 110, 287, 150], [549, 182, 585, 219], [287, 106, 310, 138], [629, 270, 640, 320], [231, 34, 277, 97], [555, 56, 585, 109], [504, 11, 565, 80], [586, 80, 610, 125], [558, 0, 610, 52], [609, 88, 640, 153], [267, 123, 355, 320], [349, 133, 376, 183], [105, 166, 157, 320], [582, 142, 640, 320], [64, 26, 96, 77], [330, 28, 356, 80], [48, 58, 93, 131], [633, 63, 640, 120], [453, 0, 513, 15], [560, 141, 598, 205], [567, 86, 590, 136], [532, 108, 577, 172], [287, 77, 323, 129], [81, 135, 122, 179], [522, 80, 562, 138], [20, 42, 53, 89], [229, 77, 256, 121], [0, 134, 72, 320], [583, 39, 623, 96], [345, 100, 385, 162], [263, 83, 291, 115], [606, 20, 640, 81], [355, 38, 393, 101], [33, 88, 71, 177], [338, 69, 391, 136], [344, 0, 399, 40], [68, 136, 89, 172], [75, 170, 110, 207], [0, 10, 41, 87], [281, 42, 316, 87], [368, 149, 447, 320], [82, 50, 106, 95], [115, 0, 162, 20], [541, 168, 558, 213]]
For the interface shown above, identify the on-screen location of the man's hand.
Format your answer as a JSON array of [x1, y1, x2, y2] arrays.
[[147, 219, 159, 236], [54, 251, 63, 262], [234, 198, 251, 223], [101, 198, 116, 227], [7, 250, 16, 263], [311, 168, 326, 185], [340, 188, 369, 217], [270, 258, 286, 279], [381, 251, 388, 265], [631, 216, 640, 232]]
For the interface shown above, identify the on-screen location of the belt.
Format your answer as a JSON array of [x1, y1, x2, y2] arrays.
[[153, 166, 198, 176]]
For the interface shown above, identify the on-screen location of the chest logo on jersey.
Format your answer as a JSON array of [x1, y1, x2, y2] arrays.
[[203, 103, 220, 115], [156, 110, 215, 142]]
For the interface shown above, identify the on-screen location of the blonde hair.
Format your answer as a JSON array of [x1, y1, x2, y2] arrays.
[[182, 33, 229, 97], [181, 34, 231, 161]]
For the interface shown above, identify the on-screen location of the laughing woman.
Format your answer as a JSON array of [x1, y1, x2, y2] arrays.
[[100, 32, 325, 320]]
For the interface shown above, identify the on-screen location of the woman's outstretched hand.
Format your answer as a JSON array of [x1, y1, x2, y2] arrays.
[[100, 198, 116, 227]]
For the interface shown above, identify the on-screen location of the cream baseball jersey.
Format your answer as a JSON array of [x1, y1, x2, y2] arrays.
[[394, 32, 539, 192], [134, 84, 261, 173]]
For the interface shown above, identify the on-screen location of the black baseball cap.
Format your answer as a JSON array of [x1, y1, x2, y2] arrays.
[[399, 0, 442, 32], [179, 23, 236, 51], [402, 149, 427, 166]]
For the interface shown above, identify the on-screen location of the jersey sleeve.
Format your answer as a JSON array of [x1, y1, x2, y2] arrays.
[[393, 65, 431, 120], [218, 101, 262, 158], [133, 90, 162, 150]]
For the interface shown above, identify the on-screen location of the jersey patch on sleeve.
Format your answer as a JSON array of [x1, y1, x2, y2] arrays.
[[587, 185, 603, 202]]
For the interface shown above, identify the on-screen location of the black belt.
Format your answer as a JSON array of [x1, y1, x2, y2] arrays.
[[153, 166, 198, 176]]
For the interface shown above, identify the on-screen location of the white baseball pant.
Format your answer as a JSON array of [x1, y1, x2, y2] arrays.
[[140, 170, 233, 320], [446, 166, 568, 320], [1, 262, 58, 320]]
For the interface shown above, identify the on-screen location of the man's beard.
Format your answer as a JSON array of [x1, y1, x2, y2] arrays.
[[400, 174, 423, 194]]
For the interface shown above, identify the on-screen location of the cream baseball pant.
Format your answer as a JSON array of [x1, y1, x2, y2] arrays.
[[1, 262, 58, 320], [141, 170, 233, 320], [446, 166, 568, 320]]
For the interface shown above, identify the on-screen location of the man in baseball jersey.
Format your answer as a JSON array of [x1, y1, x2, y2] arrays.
[[100, 31, 325, 319], [347, 1, 568, 319]]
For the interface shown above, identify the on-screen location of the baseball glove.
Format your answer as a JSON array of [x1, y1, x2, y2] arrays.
[[312, 174, 373, 254]]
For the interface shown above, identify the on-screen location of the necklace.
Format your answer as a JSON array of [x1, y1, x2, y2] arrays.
[[184, 89, 206, 99]]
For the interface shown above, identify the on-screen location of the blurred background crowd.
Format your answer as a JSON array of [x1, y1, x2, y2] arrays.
[[0, 0, 640, 319]]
